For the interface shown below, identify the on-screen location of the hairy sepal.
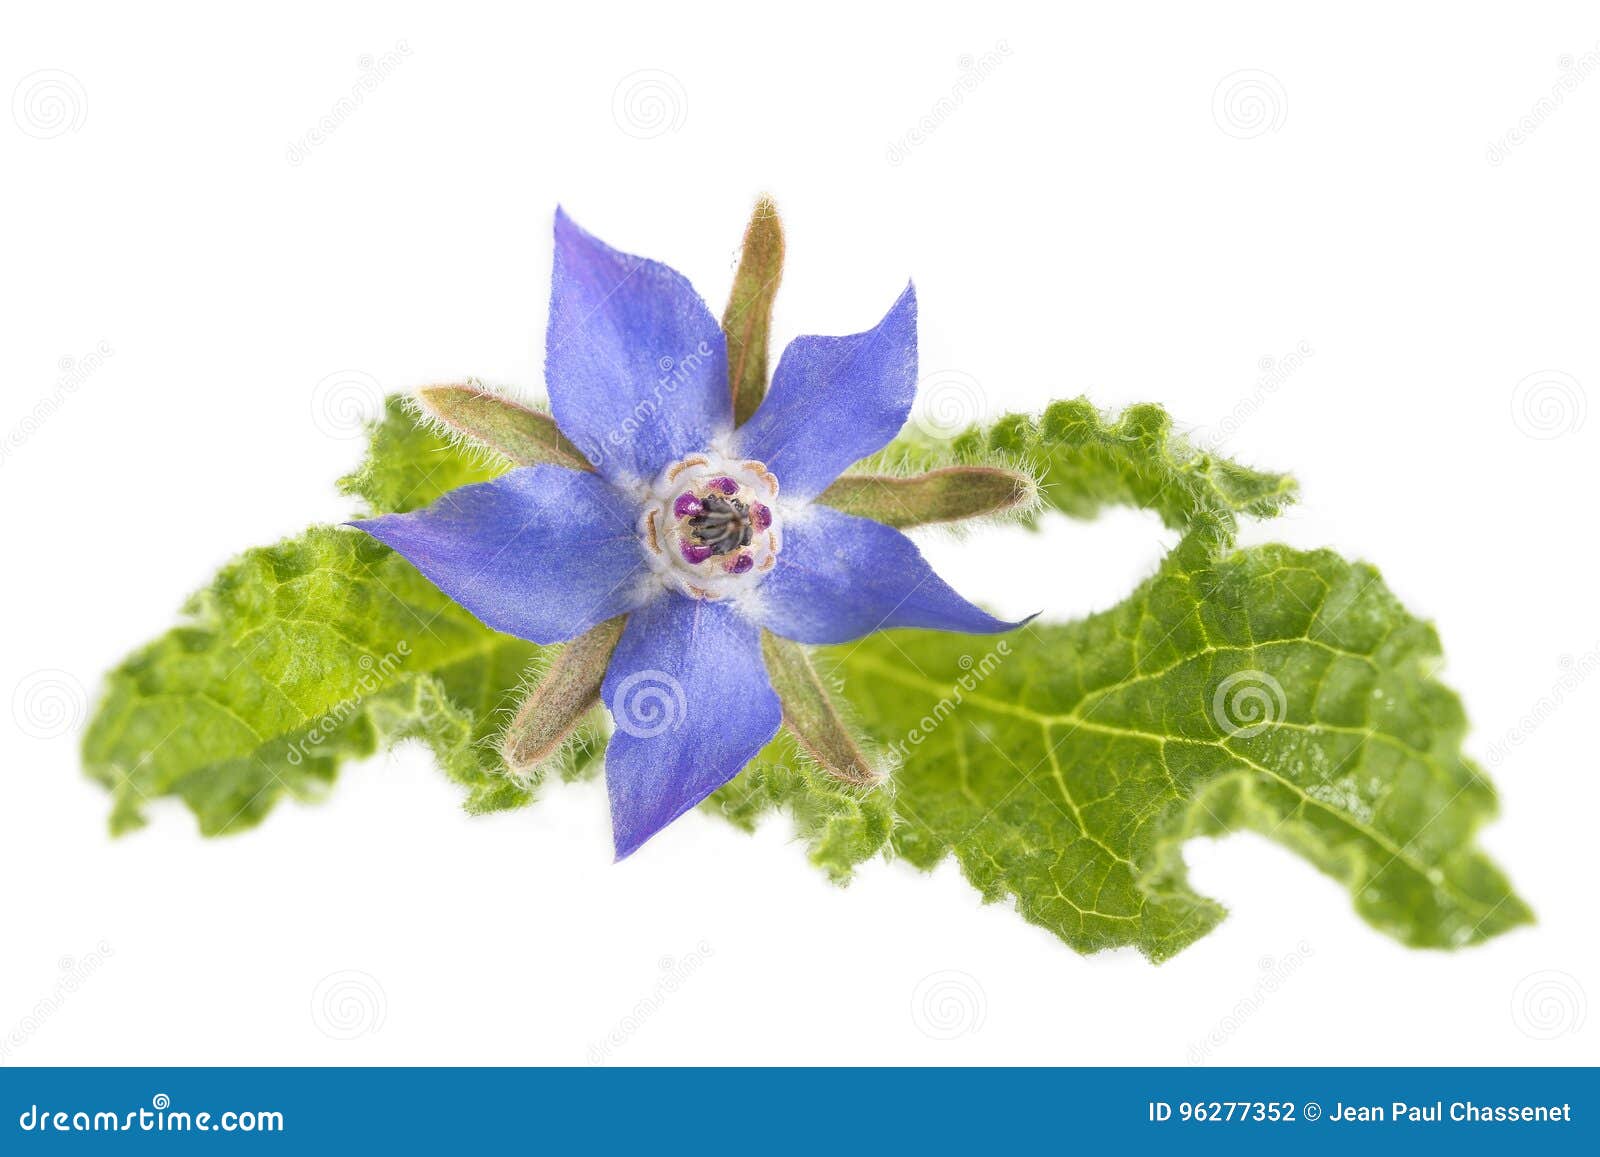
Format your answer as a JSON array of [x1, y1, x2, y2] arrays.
[[816, 463, 1039, 529], [502, 617, 625, 784], [760, 631, 884, 786], [722, 195, 785, 426], [413, 383, 592, 471]]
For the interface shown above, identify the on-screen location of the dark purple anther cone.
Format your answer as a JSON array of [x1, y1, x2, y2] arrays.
[[750, 502, 772, 531], [680, 541, 715, 565], [673, 492, 703, 519], [726, 553, 754, 575], [709, 476, 739, 495]]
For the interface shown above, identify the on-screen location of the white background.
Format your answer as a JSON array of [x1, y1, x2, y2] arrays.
[[2, 2, 1596, 1067]]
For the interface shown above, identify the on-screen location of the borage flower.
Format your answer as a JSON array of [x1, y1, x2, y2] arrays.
[[354, 207, 1031, 858]]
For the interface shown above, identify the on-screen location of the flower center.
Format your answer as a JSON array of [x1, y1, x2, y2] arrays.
[[685, 493, 753, 557], [640, 453, 781, 599]]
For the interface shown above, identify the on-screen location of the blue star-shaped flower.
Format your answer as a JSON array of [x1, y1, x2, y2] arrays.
[[354, 209, 1023, 858]]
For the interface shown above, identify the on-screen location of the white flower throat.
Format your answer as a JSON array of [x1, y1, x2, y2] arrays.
[[640, 453, 782, 600]]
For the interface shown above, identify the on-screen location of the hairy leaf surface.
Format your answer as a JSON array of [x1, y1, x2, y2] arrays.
[[859, 397, 1297, 545], [827, 538, 1530, 959], [709, 734, 894, 884], [83, 398, 1528, 961], [83, 400, 559, 834], [82, 526, 546, 834]]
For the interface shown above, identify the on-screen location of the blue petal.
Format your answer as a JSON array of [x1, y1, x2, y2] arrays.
[[350, 465, 648, 645], [601, 593, 780, 859], [734, 284, 917, 501], [546, 209, 731, 485], [754, 505, 1026, 644]]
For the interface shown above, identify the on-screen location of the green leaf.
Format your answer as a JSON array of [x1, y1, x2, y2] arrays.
[[87, 390, 1528, 964], [339, 394, 511, 514], [722, 195, 785, 426], [84, 397, 554, 834], [703, 398, 1298, 889], [705, 400, 1525, 957], [708, 733, 895, 885], [82, 526, 543, 834], [862, 397, 1297, 547], [826, 538, 1531, 960]]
